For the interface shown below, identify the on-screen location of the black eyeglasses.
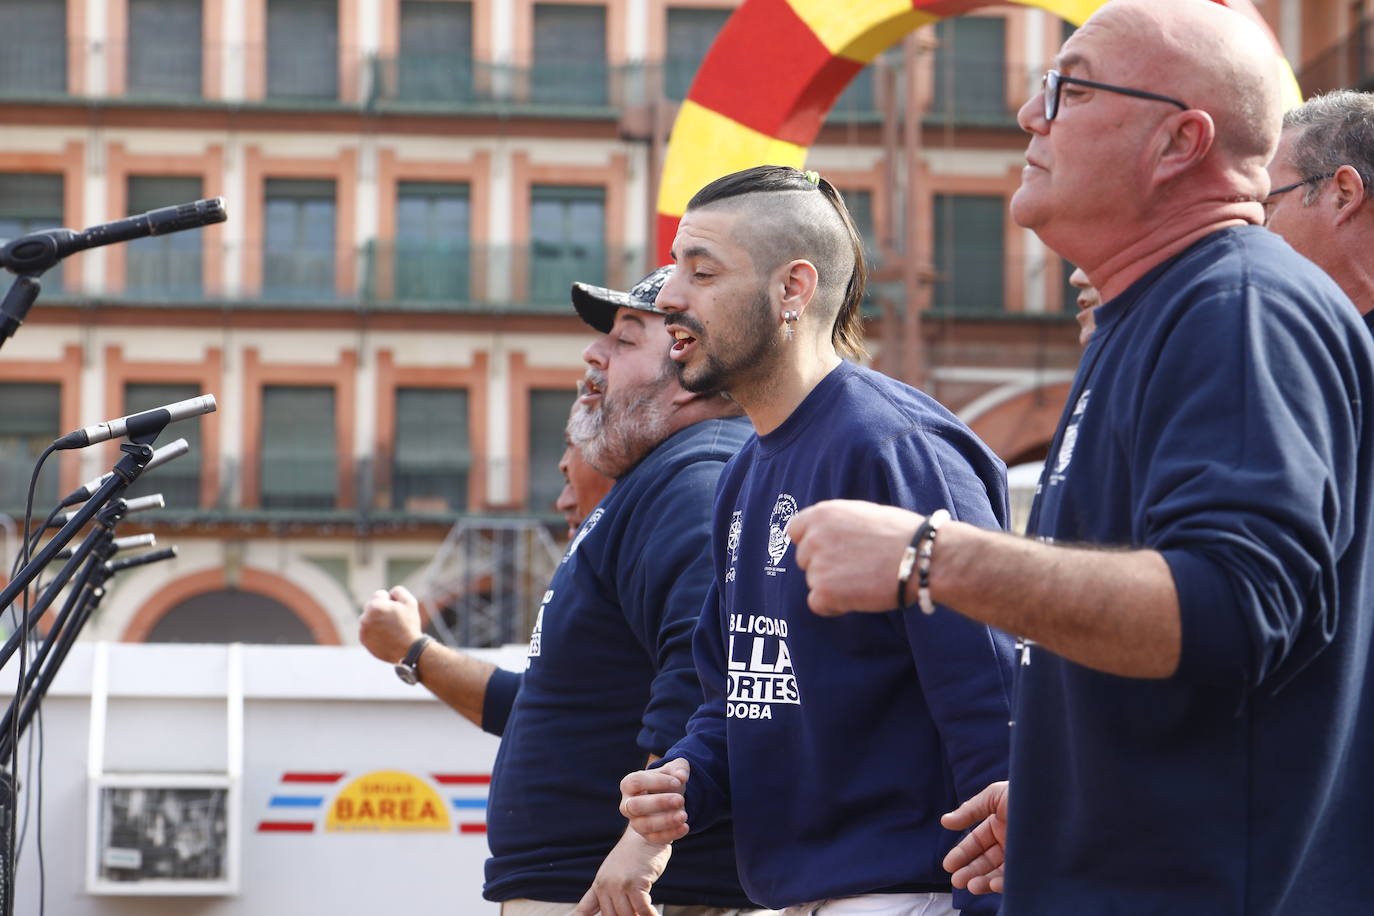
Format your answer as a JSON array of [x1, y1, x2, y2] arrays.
[[1264, 173, 1335, 201], [1042, 69, 1190, 122]]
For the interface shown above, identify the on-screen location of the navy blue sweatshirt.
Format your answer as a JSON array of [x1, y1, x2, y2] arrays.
[[663, 362, 1015, 912], [1011, 227, 1374, 914], [481, 417, 754, 907]]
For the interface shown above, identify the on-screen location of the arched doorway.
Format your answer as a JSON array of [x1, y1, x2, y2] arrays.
[[123, 568, 342, 644], [965, 380, 1072, 466], [146, 588, 316, 643]]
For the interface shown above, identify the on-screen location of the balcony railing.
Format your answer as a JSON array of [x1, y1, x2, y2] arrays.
[[56, 242, 1083, 317], [126, 246, 204, 300], [23, 456, 574, 524], [0, 444, 607, 531], [359, 242, 646, 309], [367, 56, 635, 112], [80, 242, 651, 311], [0, 36, 1033, 125]]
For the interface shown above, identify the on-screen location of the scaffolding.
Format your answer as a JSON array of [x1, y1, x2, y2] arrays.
[[403, 517, 564, 648]]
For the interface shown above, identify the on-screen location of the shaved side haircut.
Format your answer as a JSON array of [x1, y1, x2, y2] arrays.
[[686, 165, 869, 361]]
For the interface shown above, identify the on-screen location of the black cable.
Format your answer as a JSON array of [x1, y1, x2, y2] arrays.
[[11, 634, 46, 916], [15, 506, 64, 578], [14, 720, 30, 857], [13, 617, 38, 855], [8, 443, 54, 916], [2, 505, 55, 639], [33, 706, 42, 916]]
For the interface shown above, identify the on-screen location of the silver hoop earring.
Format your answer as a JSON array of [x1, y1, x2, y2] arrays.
[[783, 310, 799, 341]]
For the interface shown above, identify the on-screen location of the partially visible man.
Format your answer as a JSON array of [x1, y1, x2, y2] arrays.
[[361, 267, 757, 916], [615, 166, 1014, 916], [554, 415, 613, 539], [1264, 89, 1374, 329], [784, 2, 1374, 913], [1068, 266, 1099, 346]]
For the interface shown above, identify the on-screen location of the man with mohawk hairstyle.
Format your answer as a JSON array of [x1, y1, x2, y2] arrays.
[[609, 165, 1014, 916]]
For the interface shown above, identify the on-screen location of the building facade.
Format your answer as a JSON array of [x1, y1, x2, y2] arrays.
[[0, 0, 1367, 646]]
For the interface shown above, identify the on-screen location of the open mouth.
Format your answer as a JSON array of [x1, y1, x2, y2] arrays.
[[668, 327, 697, 360], [579, 375, 605, 405]]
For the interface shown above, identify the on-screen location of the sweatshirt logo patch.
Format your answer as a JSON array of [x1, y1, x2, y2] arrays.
[[725, 510, 742, 583], [1050, 389, 1090, 485], [563, 508, 603, 563], [726, 613, 800, 720], [527, 590, 553, 657], [764, 494, 797, 576]]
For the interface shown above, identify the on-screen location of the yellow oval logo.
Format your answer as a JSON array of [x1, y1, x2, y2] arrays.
[[324, 770, 451, 833]]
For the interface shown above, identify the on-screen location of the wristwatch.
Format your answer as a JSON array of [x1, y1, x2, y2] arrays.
[[394, 635, 434, 685]]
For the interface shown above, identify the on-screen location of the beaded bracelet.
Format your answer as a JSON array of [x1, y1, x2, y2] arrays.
[[897, 509, 950, 609], [915, 509, 951, 614]]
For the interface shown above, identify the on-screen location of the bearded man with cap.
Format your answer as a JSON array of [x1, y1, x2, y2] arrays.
[[361, 267, 756, 916]]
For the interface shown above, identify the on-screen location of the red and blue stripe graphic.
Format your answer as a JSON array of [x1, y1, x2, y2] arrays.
[[255, 771, 491, 834], [257, 772, 342, 833]]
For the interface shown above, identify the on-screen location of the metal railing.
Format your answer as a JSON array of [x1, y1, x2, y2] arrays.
[[125, 247, 204, 300], [52, 242, 1081, 316], [84, 242, 650, 310], [8, 232, 1080, 317], [0, 35, 1036, 125], [360, 242, 647, 308], [0, 454, 567, 524], [367, 56, 636, 112]]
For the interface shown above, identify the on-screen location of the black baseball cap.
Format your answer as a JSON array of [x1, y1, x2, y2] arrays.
[[570, 265, 674, 334]]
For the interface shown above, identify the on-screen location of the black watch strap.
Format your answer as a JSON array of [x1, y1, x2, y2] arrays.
[[394, 635, 434, 685]]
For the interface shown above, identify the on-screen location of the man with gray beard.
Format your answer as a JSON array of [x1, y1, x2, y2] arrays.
[[361, 267, 756, 916]]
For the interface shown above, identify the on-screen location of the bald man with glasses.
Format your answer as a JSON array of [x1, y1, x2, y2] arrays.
[[778, 1, 1374, 913], [1264, 89, 1374, 331]]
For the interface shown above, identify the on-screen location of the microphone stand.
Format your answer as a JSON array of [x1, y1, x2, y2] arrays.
[[0, 438, 154, 630], [0, 523, 105, 673], [0, 548, 176, 762], [0, 197, 221, 913], [1, 197, 227, 353], [0, 544, 174, 915], [0, 503, 142, 759], [0, 438, 150, 916]]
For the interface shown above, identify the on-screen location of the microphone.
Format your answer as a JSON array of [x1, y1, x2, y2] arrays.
[[47, 494, 164, 528], [59, 438, 189, 507], [54, 394, 216, 450], [120, 494, 165, 514], [107, 546, 178, 574], [54, 533, 155, 560], [0, 198, 227, 275]]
